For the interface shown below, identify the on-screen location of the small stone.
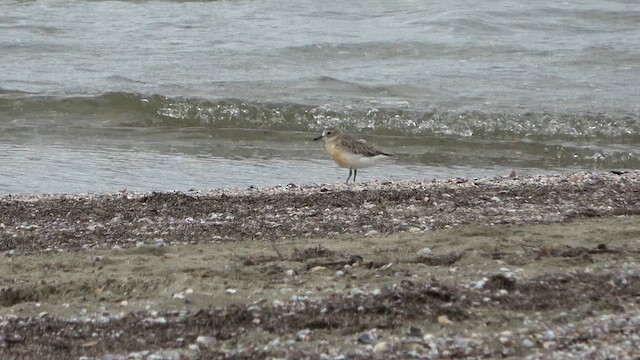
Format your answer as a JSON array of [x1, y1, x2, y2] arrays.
[[417, 248, 432, 257], [542, 330, 556, 340], [310, 266, 327, 272], [128, 350, 150, 358], [296, 329, 311, 341], [522, 338, 535, 348], [225, 288, 237, 294], [473, 278, 487, 289], [290, 295, 308, 302], [437, 315, 454, 325], [358, 331, 376, 344], [373, 341, 392, 353], [268, 338, 283, 348], [285, 269, 296, 276], [196, 336, 216, 346], [335, 270, 345, 277], [136, 217, 154, 224]]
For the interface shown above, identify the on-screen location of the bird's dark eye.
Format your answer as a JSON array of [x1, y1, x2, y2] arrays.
[[327, 131, 332, 135]]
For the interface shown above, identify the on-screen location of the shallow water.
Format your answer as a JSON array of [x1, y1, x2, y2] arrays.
[[1, 128, 550, 195], [1, 0, 639, 194]]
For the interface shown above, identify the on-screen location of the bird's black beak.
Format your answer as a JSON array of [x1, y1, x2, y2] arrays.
[[313, 135, 323, 141]]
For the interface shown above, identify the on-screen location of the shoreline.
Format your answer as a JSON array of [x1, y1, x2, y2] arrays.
[[1, 170, 638, 255]]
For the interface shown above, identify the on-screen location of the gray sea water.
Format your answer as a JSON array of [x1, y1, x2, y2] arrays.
[[1, 0, 639, 194]]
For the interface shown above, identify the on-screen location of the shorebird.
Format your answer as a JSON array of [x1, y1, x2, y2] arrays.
[[314, 128, 391, 183]]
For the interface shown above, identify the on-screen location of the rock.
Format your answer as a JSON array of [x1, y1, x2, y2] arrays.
[[522, 338, 535, 348], [285, 269, 296, 276], [136, 217, 154, 225], [417, 247, 432, 257], [290, 295, 308, 302], [473, 278, 488, 289], [358, 331, 376, 344], [542, 330, 556, 340], [437, 315, 454, 325], [296, 329, 311, 341], [373, 341, 393, 353], [196, 336, 216, 346]]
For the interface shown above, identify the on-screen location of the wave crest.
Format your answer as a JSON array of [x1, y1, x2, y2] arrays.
[[1, 92, 638, 142]]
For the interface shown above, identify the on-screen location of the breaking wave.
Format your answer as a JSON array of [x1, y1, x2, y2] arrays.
[[2, 92, 639, 143]]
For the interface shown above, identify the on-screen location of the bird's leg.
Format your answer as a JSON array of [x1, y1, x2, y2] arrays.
[[345, 169, 353, 183], [353, 169, 357, 182]]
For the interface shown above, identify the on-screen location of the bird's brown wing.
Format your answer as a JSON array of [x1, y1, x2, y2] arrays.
[[342, 136, 391, 157]]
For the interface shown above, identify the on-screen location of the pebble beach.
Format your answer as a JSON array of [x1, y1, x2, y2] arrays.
[[1, 171, 639, 359]]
